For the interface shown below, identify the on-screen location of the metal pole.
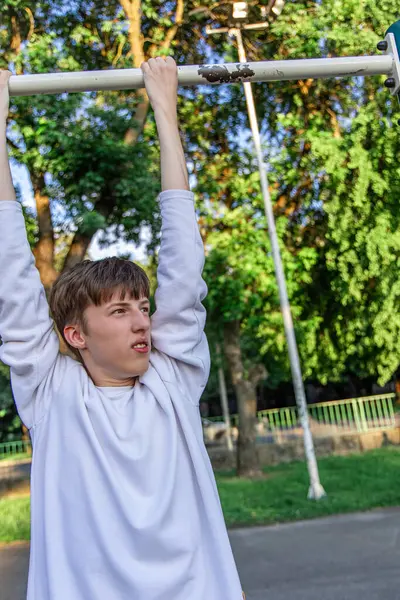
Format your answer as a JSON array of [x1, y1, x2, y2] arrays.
[[216, 343, 234, 452], [233, 28, 326, 500], [7, 54, 394, 96]]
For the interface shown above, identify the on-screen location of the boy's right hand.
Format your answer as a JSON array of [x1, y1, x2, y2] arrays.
[[0, 71, 11, 126], [141, 58, 178, 119]]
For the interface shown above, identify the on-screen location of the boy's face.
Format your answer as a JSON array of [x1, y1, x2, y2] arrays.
[[65, 291, 151, 386]]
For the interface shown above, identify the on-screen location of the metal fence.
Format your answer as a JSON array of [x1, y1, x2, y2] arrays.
[[208, 393, 397, 435], [0, 394, 397, 459], [0, 439, 32, 461]]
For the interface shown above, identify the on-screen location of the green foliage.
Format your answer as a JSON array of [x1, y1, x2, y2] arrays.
[[75, 211, 107, 236], [21, 204, 38, 248], [0, 362, 21, 442]]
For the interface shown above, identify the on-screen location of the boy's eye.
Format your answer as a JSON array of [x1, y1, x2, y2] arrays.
[[141, 307, 150, 313], [112, 308, 125, 315]]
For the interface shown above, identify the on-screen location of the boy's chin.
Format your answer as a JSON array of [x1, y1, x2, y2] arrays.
[[132, 361, 150, 378]]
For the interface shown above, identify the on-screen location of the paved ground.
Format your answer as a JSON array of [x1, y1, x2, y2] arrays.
[[0, 461, 31, 496], [2, 508, 400, 600], [231, 508, 400, 600], [1, 542, 30, 600]]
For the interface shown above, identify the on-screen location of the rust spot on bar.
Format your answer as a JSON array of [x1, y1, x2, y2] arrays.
[[348, 69, 367, 75], [198, 64, 256, 84]]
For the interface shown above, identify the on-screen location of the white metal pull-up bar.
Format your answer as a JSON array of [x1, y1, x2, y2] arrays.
[[6, 55, 394, 96], [7, 32, 400, 97]]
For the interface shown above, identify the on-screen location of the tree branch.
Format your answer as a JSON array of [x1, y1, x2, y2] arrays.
[[24, 7, 35, 40], [62, 230, 93, 272], [120, 0, 149, 146], [161, 0, 185, 49]]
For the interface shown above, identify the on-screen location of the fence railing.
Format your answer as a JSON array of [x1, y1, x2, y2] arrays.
[[207, 393, 397, 435], [1, 395, 397, 459], [0, 440, 32, 461]]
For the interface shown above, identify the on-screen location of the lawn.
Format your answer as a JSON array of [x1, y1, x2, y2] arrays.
[[0, 495, 30, 543], [216, 447, 400, 527], [1, 447, 400, 543], [0, 452, 31, 462]]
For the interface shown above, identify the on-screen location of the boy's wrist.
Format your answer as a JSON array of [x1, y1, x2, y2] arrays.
[[154, 111, 180, 140], [153, 104, 178, 123]]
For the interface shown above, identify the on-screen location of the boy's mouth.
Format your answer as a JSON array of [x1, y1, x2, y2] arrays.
[[132, 342, 149, 354]]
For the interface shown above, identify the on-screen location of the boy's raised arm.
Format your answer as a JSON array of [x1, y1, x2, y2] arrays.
[[0, 71, 60, 428], [143, 59, 210, 398], [0, 74, 16, 203]]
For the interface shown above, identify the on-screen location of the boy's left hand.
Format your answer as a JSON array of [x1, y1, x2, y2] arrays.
[[0, 70, 11, 127], [141, 57, 178, 116]]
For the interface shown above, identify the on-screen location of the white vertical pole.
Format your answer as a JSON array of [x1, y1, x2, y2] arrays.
[[216, 343, 234, 452], [233, 28, 326, 500]]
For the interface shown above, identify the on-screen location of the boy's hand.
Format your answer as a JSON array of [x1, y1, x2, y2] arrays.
[[141, 57, 178, 117], [0, 71, 11, 128]]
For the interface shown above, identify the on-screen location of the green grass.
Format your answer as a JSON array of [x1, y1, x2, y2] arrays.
[[216, 447, 400, 527], [0, 452, 31, 462], [2, 447, 400, 543], [0, 496, 30, 543]]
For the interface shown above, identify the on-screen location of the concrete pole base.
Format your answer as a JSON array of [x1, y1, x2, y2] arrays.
[[308, 483, 327, 501]]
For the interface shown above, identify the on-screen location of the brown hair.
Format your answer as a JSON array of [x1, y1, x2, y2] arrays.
[[49, 258, 150, 358]]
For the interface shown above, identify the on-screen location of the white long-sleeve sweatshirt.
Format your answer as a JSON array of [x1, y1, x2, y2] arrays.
[[0, 190, 243, 600]]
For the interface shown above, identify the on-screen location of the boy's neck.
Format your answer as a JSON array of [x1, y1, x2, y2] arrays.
[[82, 361, 137, 388], [96, 379, 136, 388]]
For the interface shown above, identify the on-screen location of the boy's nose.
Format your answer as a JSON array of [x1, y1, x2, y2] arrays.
[[131, 311, 150, 332]]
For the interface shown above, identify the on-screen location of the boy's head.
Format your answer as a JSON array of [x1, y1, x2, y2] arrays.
[[49, 258, 151, 386]]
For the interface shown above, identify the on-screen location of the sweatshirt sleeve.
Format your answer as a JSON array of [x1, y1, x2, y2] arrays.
[[150, 190, 210, 400], [0, 201, 60, 428]]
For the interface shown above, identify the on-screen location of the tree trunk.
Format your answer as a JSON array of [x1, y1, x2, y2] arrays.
[[32, 175, 58, 293], [21, 424, 32, 456], [223, 320, 261, 477], [62, 231, 93, 272], [395, 370, 400, 405]]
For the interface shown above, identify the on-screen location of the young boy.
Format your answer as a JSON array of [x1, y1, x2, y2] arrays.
[[0, 59, 245, 599]]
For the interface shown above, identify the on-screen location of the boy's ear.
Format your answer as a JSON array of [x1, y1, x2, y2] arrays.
[[64, 324, 87, 350]]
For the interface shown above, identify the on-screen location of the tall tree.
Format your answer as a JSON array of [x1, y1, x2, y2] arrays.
[[0, 0, 197, 291]]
